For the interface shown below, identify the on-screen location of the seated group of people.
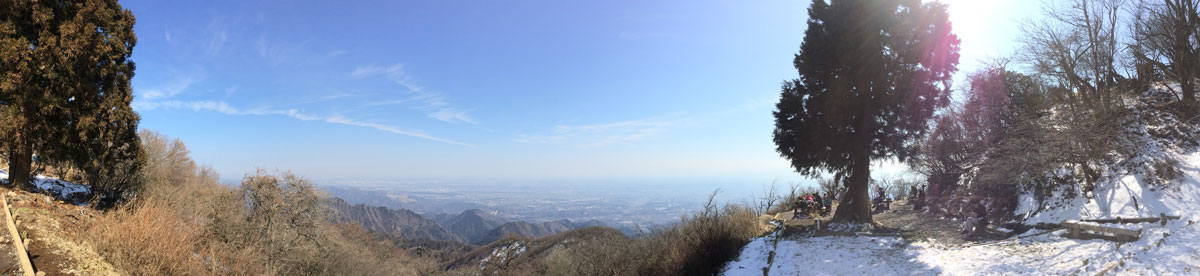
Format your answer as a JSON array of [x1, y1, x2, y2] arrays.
[[792, 192, 834, 218]]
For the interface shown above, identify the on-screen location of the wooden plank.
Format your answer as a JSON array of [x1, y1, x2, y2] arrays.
[[1082, 215, 1182, 224], [1062, 221, 1142, 239], [1, 194, 35, 276]]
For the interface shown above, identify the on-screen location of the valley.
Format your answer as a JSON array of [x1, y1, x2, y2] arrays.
[[321, 180, 738, 236]]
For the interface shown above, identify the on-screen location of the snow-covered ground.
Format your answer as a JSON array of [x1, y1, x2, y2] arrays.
[[0, 169, 90, 204], [722, 150, 1200, 275], [1014, 150, 1199, 225], [723, 234, 934, 275], [724, 214, 1198, 275]]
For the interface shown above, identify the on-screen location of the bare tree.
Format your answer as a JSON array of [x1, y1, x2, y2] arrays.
[[1021, 0, 1131, 193], [1130, 0, 1200, 108], [761, 181, 780, 214], [891, 178, 920, 200], [788, 181, 801, 201], [818, 177, 839, 199], [1022, 0, 1129, 109], [871, 175, 898, 200]]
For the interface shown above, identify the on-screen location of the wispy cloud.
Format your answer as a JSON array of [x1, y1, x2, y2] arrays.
[[361, 99, 409, 107], [516, 117, 678, 147], [204, 16, 232, 56], [351, 64, 477, 124], [132, 100, 471, 146], [141, 76, 197, 100], [350, 64, 406, 81], [255, 36, 307, 66], [132, 100, 239, 115], [429, 108, 477, 125], [206, 30, 228, 56]]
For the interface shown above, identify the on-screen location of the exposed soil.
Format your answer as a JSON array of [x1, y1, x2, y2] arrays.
[[5, 190, 117, 276], [0, 218, 23, 276], [777, 200, 1010, 244]]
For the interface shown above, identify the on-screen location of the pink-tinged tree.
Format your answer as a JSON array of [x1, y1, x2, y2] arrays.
[[960, 69, 1013, 149], [910, 68, 1015, 198], [773, 0, 960, 224]]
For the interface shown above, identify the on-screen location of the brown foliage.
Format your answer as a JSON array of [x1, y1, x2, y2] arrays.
[[458, 190, 764, 276], [86, 201, 209, 275], [83, 131, 438, 275]]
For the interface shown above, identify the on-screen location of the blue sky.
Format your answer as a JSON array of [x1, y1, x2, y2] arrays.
[[124, 0, 1040, 190]]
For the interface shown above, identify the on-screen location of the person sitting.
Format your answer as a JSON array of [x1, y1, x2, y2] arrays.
[[914, 189, 926, 210], [961, 201, 989, 237], [821, 193, 833, 216], [872, 189, 890, 212], [813, 193, 825, 216], [792, 198, 804, 218]]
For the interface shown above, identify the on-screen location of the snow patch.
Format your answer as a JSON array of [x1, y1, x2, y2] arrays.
[[0, 169, 90, 204], [724, 219, 1199, 275], [479, 241, 527, 271]]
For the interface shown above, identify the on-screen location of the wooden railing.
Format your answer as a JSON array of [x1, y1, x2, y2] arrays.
[[2, 193, 35, 276]]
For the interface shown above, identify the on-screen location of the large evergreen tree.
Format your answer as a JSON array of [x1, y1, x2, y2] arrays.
[[0, 0, 141, 205], [773, 0, 960, 224]]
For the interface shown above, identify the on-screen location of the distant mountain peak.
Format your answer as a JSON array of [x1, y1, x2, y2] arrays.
[[327, 200, 464, 242]]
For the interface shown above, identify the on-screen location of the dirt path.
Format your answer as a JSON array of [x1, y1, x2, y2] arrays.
[[0, 218, 24, 275], [774, 200, 1008, 245], [875, 200, 1010, 245], [5, 191, 117, 276]]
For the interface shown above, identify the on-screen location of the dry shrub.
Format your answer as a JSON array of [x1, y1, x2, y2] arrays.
[[82, 130, 232, 275], [536, 191, 762, 276], [203, 170, 438, 275], [637, 201, 760, 276], [84, 131, 434, 275], [446, 191, 762, 276], [86, 200, 208, 275], [324, 223, 443, 275], [544, 230, 639, 276]]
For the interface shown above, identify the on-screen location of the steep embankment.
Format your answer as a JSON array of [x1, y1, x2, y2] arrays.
[[1014, 86, 1200, 225], [724, 180, 1198, 275]]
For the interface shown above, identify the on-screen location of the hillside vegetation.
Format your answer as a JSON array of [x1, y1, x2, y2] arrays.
[[0, 130, 769, 275], [80, 130, 447, 275]]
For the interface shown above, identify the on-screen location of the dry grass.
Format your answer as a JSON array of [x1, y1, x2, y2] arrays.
[[74, 130, 769, 275], [85, 200, 209, 275], [634, 202, 761, 276], [462, 191, 766, 276], [80, 131, 438, 275]]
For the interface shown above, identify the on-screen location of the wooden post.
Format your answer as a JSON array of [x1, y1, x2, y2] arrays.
[[2, 194, 35, 276]]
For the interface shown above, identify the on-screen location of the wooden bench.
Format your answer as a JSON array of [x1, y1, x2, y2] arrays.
[[1062, 220, 1142, 242], [1082, 213, 1181, 226]]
